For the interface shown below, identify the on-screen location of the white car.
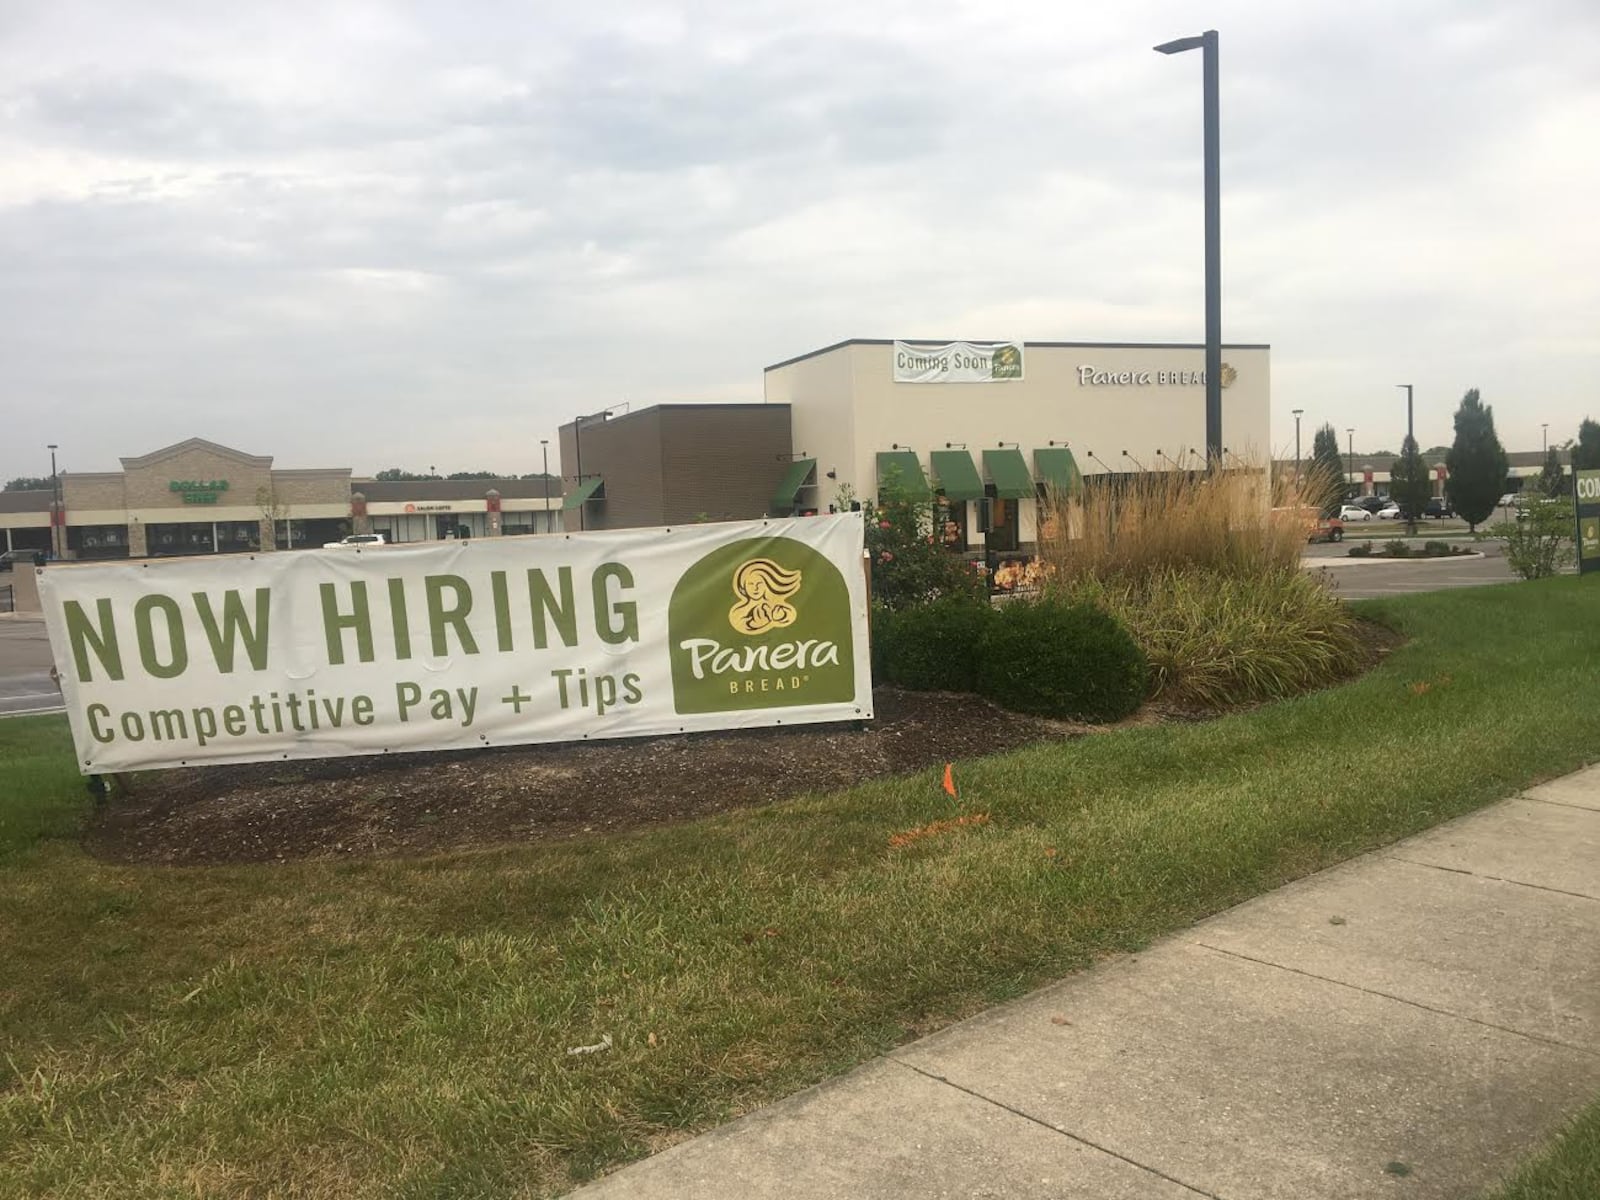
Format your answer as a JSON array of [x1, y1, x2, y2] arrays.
[[323, 533, 389, 549], [1376, 503, 1403, 520], [1497, 493, 1522, 508], [1337, 505, 1373, 522]]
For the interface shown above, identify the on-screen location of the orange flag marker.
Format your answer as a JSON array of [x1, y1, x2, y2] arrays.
[[942, 763, 958, 799]]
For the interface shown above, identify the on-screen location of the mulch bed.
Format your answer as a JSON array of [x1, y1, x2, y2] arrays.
[[82, 689, 1097, 867], [82, 620, 1404, 868]]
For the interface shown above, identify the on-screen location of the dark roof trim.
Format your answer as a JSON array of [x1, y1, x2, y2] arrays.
[[562, 401, 781, 432], [765, 338, 1272, 373]]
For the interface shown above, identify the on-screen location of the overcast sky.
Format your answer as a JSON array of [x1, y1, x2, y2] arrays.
[[3, 0, 1597, 482]]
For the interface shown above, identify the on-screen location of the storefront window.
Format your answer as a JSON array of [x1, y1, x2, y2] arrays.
[[939, 500, 968, 552], [68, 525, 131, 560]]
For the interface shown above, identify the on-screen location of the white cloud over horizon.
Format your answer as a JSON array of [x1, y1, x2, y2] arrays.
[[2, 0, 1597, 481]]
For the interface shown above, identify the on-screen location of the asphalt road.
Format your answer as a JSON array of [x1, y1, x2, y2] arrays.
[[1302, 539, 1520, 599], [0, 617, 62, 717]]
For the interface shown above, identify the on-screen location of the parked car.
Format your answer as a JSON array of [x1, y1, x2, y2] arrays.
[[1309, 516, 1344, 544], [1377, 503, 1403, 520], [1354, 495, 1388, 514], [322, 533, 390, 550], [1338, 505, 1373, 522], [1497, 492, 1521, 508], [1423, 497, 1454, 519]]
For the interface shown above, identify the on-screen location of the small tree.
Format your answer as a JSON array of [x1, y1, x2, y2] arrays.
[[1443, 388, 1508, 531], [1538, 447, 1566, 499], [1390, 436, 1433, 535], [1573, 419, 1600, 471], [1310, 424, 1345, 496], [1494, 497, 1575, 580], [255, 486, 288, 551]]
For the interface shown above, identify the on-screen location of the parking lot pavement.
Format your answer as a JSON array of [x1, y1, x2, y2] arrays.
[[1302, 541, 1520, 599], [0, 616, 62, 716]]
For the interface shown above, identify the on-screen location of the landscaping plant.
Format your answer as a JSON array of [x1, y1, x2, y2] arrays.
[[1492, 497, 1575, 580], [1038, 458, 1365, 708], [976, 595, 1146, 721], [1444, 388, 1510, 531], [843, 482, 985, 612], [875, 594, 993, 692]]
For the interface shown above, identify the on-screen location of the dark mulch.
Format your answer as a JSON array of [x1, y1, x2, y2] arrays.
[[82, 689, 1091, 867], [81, 619, 1405, 868]]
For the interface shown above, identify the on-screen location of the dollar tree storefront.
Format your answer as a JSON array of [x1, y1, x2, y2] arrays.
[[763, 339, 1271, 557]]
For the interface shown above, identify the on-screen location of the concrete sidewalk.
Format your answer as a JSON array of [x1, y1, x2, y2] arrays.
[[573, 769, 1600, 1199]]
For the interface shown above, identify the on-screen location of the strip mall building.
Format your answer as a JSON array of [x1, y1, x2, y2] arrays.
[[0, 438, 562, 561]]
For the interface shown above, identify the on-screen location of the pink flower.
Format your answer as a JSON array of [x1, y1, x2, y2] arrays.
[[879, 551, 895, 563], [879, 520, 892, 530]]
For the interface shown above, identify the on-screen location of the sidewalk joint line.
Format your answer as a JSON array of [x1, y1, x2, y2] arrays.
[[890, 1059, 1223, 1198], [1194, 943, 1600, 1056], [1386, 855, 1599, 903]]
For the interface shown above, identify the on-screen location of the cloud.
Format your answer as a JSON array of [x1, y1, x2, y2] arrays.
[[0, 0, 1597, 481]]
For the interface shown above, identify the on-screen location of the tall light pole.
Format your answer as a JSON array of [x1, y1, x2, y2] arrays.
[[1346, 428, 1355, 497], [47, 444, 59, 560], [540, 439, 551, 533], [1155, 29, 1222, 468], [1397, 385, 1415, 533], [1292, 408, 1304, 479], [1542, 423, 1549, 453]]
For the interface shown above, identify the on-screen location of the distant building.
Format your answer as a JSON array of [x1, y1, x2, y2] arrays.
[[0, 437, 562, 560]]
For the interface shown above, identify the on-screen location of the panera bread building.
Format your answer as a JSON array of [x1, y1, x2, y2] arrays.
[[0, 438, 561, 560]]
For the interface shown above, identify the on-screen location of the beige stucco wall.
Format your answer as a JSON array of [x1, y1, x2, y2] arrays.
[[766, 340, 1272, 546]]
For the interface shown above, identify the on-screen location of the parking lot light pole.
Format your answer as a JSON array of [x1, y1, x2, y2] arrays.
[[1154, 29, 1221, 468], [47, 443, 60, 560], [1397, 385, 1415, 533], [1292, 409, 1303, 480], [1346, 428, 1355, 497], [540, 439, 551, 533]]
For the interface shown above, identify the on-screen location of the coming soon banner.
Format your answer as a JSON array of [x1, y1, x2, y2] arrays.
[[892, 340, 1025, 384], [40, 514, 873, 774]]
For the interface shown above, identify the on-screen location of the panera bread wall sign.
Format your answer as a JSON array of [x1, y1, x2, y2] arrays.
[[169, 479, 231, 505]]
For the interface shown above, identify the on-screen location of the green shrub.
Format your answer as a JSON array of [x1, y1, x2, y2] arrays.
[[1062, 568, 1366, 709], [1423, 540, 1451, 557], [976, 597, 1146, 722], [876, 595, 993, 692], [1384, 539, 1412, 558], [1347, 542, 1373, 557], [1494, 499, 1575, 580]]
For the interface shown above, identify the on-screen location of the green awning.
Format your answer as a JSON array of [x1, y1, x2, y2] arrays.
[[875, 451, 931, 500], [929, 450, 985, 502], [772, 458, 816, 509], [984, 449, 1035, 499], [1033, 447, 1083, 497], [562, 476, 604, 510]]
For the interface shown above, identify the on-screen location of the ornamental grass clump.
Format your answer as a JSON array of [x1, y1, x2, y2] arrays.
[[1038, 456, 1365, 708]]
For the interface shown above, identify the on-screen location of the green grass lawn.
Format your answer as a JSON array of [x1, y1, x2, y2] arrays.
[[3, 579, 1599, 1197], [1482, 1096, 1600, 1199]]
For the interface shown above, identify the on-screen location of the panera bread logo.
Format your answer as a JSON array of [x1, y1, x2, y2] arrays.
[[670, 538, 854, 714], [991, 344, 1023, 379]]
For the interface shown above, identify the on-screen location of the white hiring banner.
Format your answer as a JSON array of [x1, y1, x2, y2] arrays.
[[39, 514, 873, 774], [892, 340, 1025, 384]]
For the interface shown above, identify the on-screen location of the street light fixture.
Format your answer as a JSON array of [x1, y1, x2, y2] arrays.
[[1291, 408, 1304, 478], [1155, 28, 1222, 468]]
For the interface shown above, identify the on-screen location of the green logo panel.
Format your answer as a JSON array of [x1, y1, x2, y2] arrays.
[[669, 536, 856, 714]]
